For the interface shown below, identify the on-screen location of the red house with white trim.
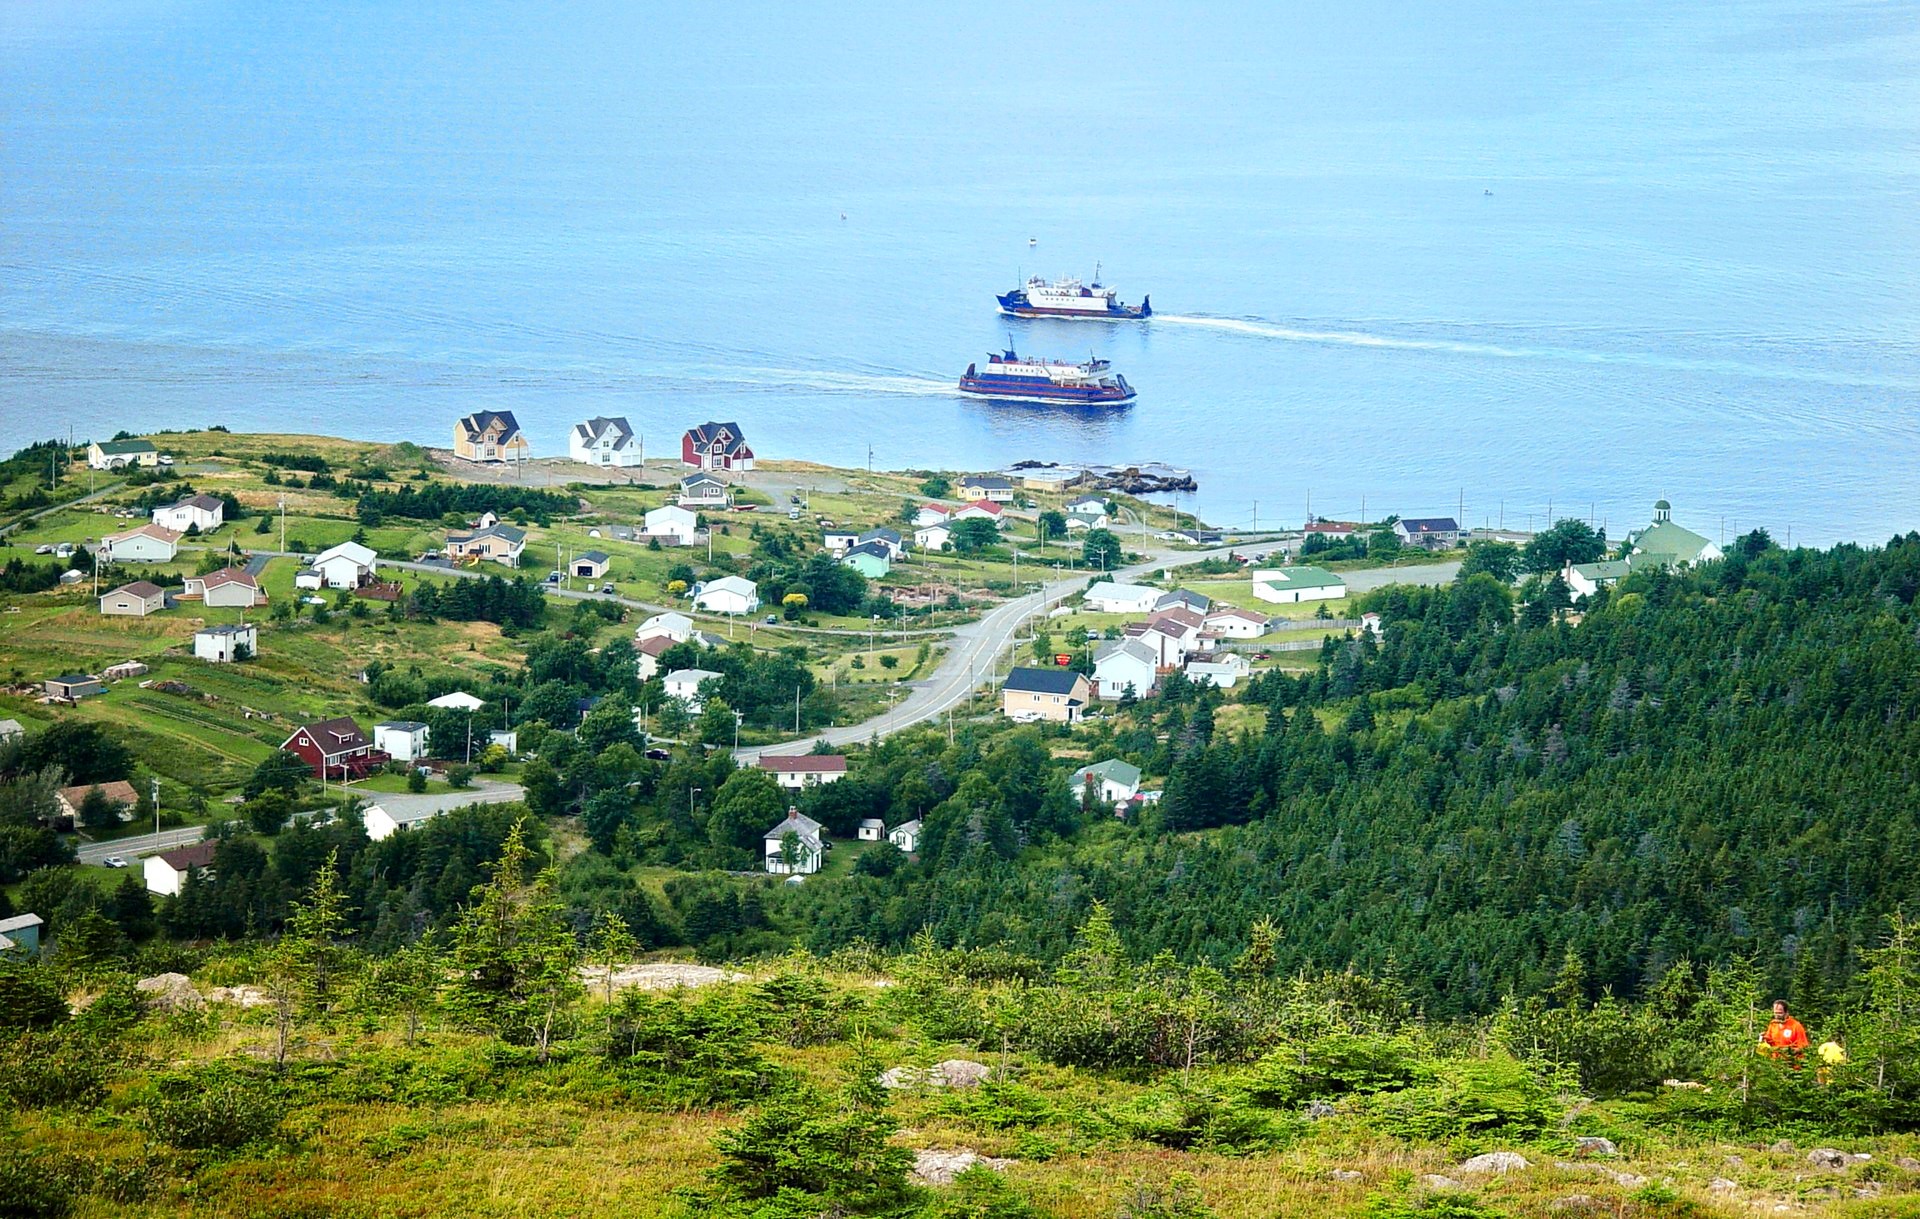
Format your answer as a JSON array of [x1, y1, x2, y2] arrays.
[[281, 717, 386, 781], [681, 422, 755, 472]]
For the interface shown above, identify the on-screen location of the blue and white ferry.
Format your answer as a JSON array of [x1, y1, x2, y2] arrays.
[[996, 267, 1150, 320], [958, 349, 1136, 406]]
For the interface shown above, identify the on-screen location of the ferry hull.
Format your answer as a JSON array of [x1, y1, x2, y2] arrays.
[[958, 378, 1136, 406], [995, 289, 1151, 320], [997, 299, 1152, 321]]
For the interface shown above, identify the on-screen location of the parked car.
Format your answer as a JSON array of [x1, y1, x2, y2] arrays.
[[764, 614, 777, 625], [157, 455, 175, 466], [102, 856, 127, 869], [34, 544, 51, 554], [544, 571, 562, 584], [600, 583, 616, 594]]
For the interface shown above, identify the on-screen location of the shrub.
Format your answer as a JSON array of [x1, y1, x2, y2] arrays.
[[1364, 1189, 1510, 1219], [139, 1067, 286, 1150], [1362, 1056, 1563, 1144], [924, 1165, 1044, 1219], [0, 1153, 92, 1219], [0, 1031, 110, 1110], [604, 990, 782, 1110], [0, 962, 69, 1032], [1235, 1032, 1431, 1108], [1110, 1080, 1284, 1154]]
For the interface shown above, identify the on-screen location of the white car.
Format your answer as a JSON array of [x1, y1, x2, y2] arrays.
[[102, 856, 128, 869], [34, 544, 52, 554], [158, 455, 174, 466]]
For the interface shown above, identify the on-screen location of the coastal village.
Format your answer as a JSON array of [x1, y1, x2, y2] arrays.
[[0, 418, 1728, 917]]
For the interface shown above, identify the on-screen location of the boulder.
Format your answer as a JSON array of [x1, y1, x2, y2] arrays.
[[135, 972, 204, 1012], [1459, 1152, 1531, 1175], [1419, 1175, 1465, 1191], [579, 962, 744, 992], [1606, 1171, 1648, 1188], [929, 1059, 991, 1089], [1895, 1156, 1920, 1172], [1709, 1178, 1740, 1194], [1550, 1196, 1598, 1211], [207, 984, 273, 1009], [880, 1060, 991, 1091], [1574, 1136, 1618, 1158], [1328, 1170, 1363, 1182], [1807, 1149, 1870, 1170], [1305, 1100, 1337, 1120], [911, 1148, 1013, 1187], [1770, 1139, 1797, 1154]]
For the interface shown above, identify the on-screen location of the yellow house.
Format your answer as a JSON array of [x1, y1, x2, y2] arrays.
[[453, 411, 530, 464], [1000, 667, 1092, 724]]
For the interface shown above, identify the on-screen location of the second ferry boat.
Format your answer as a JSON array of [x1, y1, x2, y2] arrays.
[[958, 349, 1137, 406], [996, 266, 1151, 320]]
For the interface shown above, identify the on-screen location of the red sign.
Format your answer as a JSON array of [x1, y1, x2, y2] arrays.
[[1056, 654, 1073, 666]]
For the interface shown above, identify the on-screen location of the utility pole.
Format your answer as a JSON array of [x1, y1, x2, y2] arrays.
[[152, 776, 160, 837], [1251, 499, 1257, 532], [794, 686, 801, 734], [279, 497, 286, 553]]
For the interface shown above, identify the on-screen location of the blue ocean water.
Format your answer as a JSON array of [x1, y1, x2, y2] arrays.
[[2, 2, 1915, 544]]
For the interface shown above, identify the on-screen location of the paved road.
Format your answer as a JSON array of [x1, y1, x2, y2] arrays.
[[75, 824, 207, 866], [72, 780, 525, 865], [0, 479, 128, 541], [737, 550, 1461, 760]]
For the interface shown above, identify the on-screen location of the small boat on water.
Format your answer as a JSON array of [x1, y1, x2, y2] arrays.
[[958, 349, 1136, 406], [997, 265, 1150, 320]]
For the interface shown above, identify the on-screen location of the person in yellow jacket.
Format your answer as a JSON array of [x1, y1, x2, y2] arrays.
[[1816, 1037, 1847, 1083]]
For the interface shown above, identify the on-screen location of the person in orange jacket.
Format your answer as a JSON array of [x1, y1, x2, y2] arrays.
[[1759, 999, 1810, 1063]]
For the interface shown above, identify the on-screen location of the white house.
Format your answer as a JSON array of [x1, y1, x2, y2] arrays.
[[101, 522, 181, 563], [913, 523, 953, 551], [887, 819, 922, 853], [959, 474, 1015, 503], [294, 570, 324, 591], [691, 576, 759, 615], [858, 818, 885, 841], [0, 720, 23, 745], [88, 438, 158, 470], [1565, 559, 1632, 599], [363, 803, 447, 842], [1070, 759, 1142, 805], [678, 473, 729, 509], [1082, 581, 1161, 614], [427, 691, 486, 711], [99, 581, 167, 618], [763, 809, 825, 875], [312, 541, 379, 590], [822, 528, 858, 554], [1066, 501, 1111, 532], [1251, 566, 1346, 604], [568, 416, 642, 467], [664, 668, 723, 712], [1093, 638, 1159, 700], [635, 611, 695, 645], [1126, 619, 1198, 667], [1202, 605, 1271, 639], [635, 634, 675, 680], [950, 500, 1004, 525], [757, 754, 848, 789], [153, 494, 225, 533], [1185, 652, 1251, 690], [145, 841, 218, 897], [857, 528, 906, 560], [644, 504, 699, 546], [912, 504, 951, 529], [372, 721, 430, 762], [185, 568, 267, 608], [193, 623, 257, 663]]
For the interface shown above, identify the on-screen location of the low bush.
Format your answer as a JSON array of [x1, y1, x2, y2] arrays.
[[1361, 1056, 1563, 1145], [138, 1066, 286, 1150], [0, 1031, 111, 1110]]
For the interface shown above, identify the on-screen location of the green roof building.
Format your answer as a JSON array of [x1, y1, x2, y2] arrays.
[[1626, 500, 1722, 568]]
